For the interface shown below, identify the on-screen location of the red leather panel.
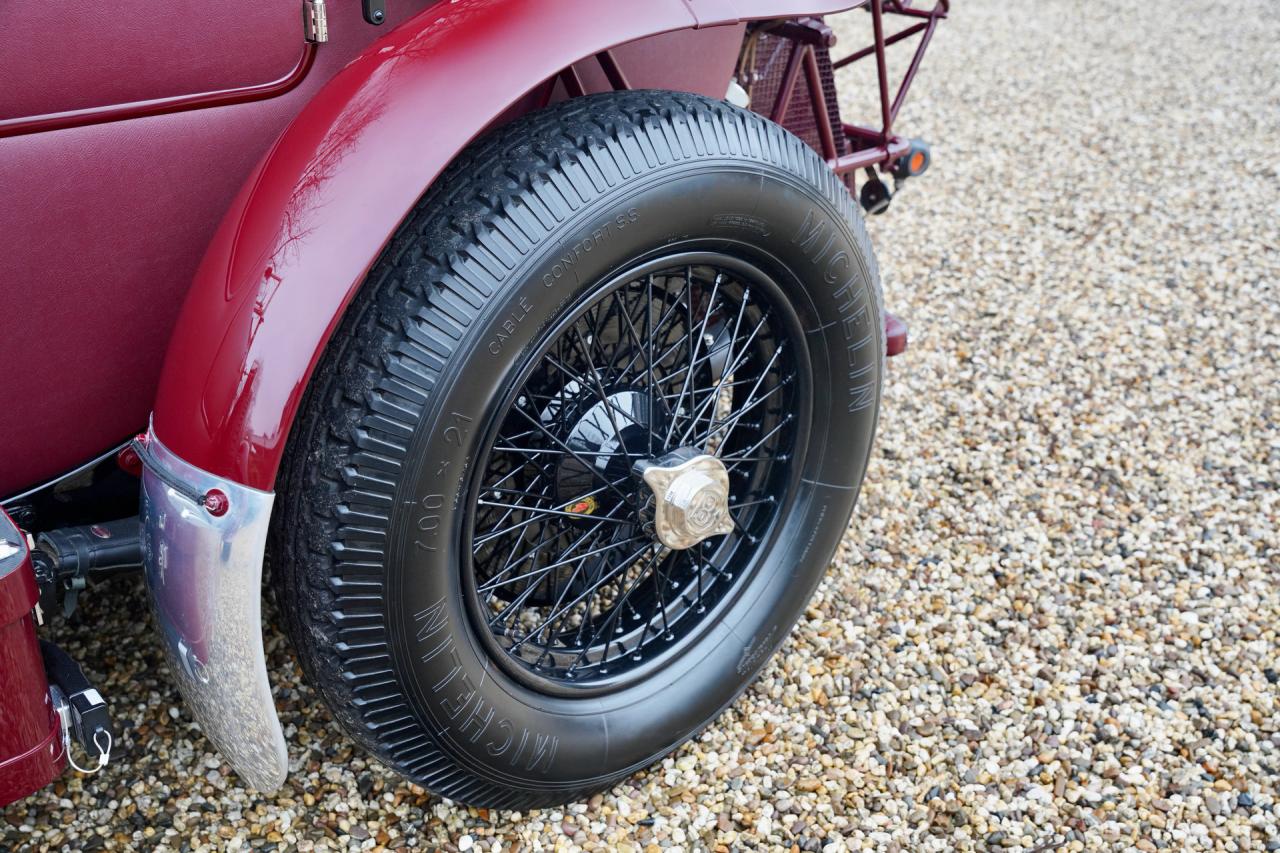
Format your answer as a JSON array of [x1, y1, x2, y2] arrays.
[[0, 511, 64, 807], [0, 1, 300, 119], [0, 1, 436, 498]]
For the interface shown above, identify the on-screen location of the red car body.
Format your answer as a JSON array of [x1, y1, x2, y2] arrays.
[[1, 0, 942, 804], [1, 0, 838, 499]]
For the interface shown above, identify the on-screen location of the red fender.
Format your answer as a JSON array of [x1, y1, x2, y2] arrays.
[[153, 0, 863, 490]]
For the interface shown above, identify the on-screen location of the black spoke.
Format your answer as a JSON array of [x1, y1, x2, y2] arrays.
[[477, 499, 639, 525], [688, 361, 789, 451], [472, 473, 634, 547], [676, 308, 771, 446], [664, 273, 723, 448], [464, 259, 805, 688], [510, 406, 637, 508], [479, 530, 642, 595]]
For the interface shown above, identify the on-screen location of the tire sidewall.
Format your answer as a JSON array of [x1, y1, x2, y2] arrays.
[[387, 162, 881, 793]]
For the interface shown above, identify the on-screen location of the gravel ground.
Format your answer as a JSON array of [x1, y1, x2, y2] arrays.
[[5, 1, 1278, 850]]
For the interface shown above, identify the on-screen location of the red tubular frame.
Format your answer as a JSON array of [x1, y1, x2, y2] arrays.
[[805, 0, 948, 174], [537, 4, 945, 184]]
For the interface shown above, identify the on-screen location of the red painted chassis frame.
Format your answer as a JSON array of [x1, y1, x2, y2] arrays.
[[831, 0, 949, 175], [574, 0, 949, 178]]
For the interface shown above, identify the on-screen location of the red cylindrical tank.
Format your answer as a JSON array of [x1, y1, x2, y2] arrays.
[[0, 509, 65, 807]]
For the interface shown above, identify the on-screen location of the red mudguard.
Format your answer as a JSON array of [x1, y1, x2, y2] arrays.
[[151, 0, 865, 492]]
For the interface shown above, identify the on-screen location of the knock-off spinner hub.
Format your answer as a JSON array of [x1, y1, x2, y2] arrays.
[[635, 449, 734, 550]]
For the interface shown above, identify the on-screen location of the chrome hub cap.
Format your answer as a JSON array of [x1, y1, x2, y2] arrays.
[[635, 449, 734, 550]]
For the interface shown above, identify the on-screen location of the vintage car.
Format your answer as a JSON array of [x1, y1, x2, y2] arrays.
[[0, 0, 944, 808]]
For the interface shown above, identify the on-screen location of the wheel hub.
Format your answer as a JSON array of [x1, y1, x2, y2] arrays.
[[635, 449, 734, 550], [542, 386, 656, 520]]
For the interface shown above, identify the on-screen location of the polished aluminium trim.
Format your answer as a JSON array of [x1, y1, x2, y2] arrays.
[[138, 426, 287, 791], [304, 0, 329, 44], [0, 44, 316, 140]]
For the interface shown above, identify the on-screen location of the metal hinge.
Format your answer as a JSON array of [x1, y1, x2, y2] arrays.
[[303, 0, 328, 43]]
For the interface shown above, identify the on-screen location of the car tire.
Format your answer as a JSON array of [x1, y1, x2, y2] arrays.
[[270, 90, 883, 809]]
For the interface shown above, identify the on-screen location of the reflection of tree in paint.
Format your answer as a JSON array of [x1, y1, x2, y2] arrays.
[[256, 78, 392, 301], [270, 85, 390, 274], [256, 0, 495, 299], [224, 83, 390, 466], [223, 0, 497, 469]]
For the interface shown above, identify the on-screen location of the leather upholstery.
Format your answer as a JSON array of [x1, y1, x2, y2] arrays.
[[0, 2, 301, 119], [0, 1, 437, 497]]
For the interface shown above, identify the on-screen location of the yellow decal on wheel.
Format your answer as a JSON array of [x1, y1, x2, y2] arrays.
[[565, 496, 598, 516]]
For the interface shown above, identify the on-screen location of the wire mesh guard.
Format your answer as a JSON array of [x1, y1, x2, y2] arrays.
[[740, 2, 948, 179]]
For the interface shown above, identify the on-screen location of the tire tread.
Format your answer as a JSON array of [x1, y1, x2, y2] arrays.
[[271, 90, 881, 808]]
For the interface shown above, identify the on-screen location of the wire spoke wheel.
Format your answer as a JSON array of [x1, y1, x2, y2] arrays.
[[464, 256, 809, 692], [275, 91, 882, 807]]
